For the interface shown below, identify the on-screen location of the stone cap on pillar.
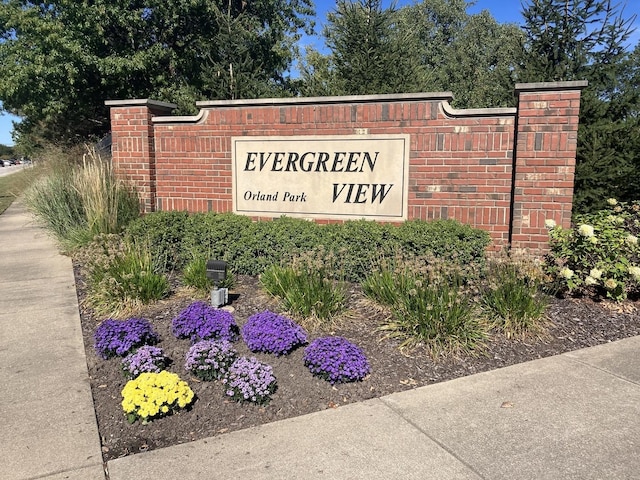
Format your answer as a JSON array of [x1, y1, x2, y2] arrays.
[[105, 99, 177, 113], [515, 80, 589, 94]]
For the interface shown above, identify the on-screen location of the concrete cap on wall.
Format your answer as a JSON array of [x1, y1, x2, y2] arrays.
[[195, 92, 455, 108], [105, 99, 178, 112], [515, 80, 589, 94]]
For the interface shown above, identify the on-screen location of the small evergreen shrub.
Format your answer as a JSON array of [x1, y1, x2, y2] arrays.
[[125, 210, 190, 272], [303, 337, 370, 384], [182, 211, 254, 262], [94, 317, 158, 359], [184, 340, 237, 381], [392, 219, 490, 278], [172, 301, 239, 342], [127, 211, 489, 280], [241, 311, 308, 356], [323, 220, 395, 282]]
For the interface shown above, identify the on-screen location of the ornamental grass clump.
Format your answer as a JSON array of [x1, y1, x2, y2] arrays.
[[82, 234, 169, 316], [365, 258, 485, 357], [94, 317, 158, 359], [172, 301, 239, 343], [259, 248, 348, 328], [185, 340, 237, 381], [223, 356, 277, 405], [480, 257, 548, 338], [303, 337, 370, 384], [121, 371, 194, 424], [241, 310, 307, 356], [121, 346, 167, 379]]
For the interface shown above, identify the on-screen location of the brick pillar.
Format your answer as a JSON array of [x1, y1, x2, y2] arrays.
[[105, 99, 176, 213], [510, 81, 588, 253]]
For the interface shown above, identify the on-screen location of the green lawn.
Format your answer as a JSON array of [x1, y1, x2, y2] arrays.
[[0, 166, 41, 215]]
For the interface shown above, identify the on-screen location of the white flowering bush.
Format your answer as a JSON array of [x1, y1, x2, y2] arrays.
[[545, 199, 640, 301]]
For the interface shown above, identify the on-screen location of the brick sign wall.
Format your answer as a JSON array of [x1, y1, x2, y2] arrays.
[[106, 81, 586, 253]]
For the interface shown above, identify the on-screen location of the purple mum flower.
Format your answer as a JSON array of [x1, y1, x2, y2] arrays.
[[172, 301, 238, 343], [303, 337, 370, 384], [185, 339, 237, 381], [94, 318, 158, 359], [222, 356, 277, 405], [242, 310, 307, 356], [121, 346, 166, 379]]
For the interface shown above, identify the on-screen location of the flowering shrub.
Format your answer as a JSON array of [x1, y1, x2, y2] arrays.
[[121, 346, 167, 379], [546, 199, 640, 301], [121, 371, 194, 424], [303, 337, 370, 384], [185, 340, 237, 381], [94, 317, 158, 359], [241, 310, 307, 356], [172, 301, 239, 342], [223, 356, 277, 405]]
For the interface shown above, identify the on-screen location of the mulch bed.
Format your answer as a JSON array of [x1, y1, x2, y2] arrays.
[[74, 265, 640, 462]]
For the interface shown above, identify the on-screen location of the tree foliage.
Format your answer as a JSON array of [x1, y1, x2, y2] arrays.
[[0, 0, 313, 147], [401, 0, 524, 108], [300, 0, 429, 97], [301, 0, 524, 108], [519, 0, 639, 212], [0, 143, 15, 158]]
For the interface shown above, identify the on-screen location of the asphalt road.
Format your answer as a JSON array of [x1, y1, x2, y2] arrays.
[[0, 163, 27, 177]]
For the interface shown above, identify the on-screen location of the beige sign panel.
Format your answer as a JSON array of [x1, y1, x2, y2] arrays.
[[232, 135, 410, 221]]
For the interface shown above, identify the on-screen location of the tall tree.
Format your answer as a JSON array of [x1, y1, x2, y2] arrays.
[[300, 0, 430, 97], [301, 0, 524, 108], [400, 0, 524, 108], [518, 0, 638, 212], [0, 0, 314, 147]]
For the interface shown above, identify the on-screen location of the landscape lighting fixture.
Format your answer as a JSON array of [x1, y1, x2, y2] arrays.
[[206, 259, 229, 308]]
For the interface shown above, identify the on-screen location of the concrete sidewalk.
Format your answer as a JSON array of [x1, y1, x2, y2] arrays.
[[0, 201, 104, 480], [1, 200, 639, 480]]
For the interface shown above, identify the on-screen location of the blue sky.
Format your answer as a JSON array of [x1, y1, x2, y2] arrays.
[[1, 0, 639, 147]]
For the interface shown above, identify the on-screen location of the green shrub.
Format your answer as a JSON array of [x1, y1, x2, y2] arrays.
[[480, 257, 548, 338], [129, 211, 489, 281], [182, 214, 324, 276], [324, 220, 396, 282], [125, 210, 191, 272], [182, 212, 254, 262], [82, 235, 169, 316], [231, 216, 325, 275], [546, 199, 640, 301], [396, 219, 489, 260]]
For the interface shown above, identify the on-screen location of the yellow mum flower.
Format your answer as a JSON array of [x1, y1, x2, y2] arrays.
[[121, 371, 194, 423]]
